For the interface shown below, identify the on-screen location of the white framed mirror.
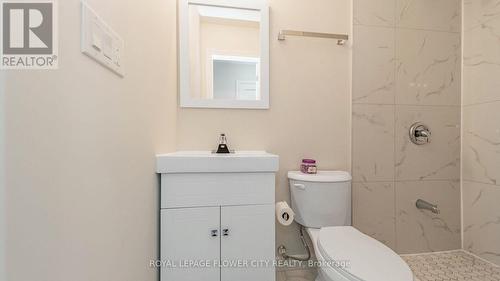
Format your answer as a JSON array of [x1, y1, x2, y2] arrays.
[[179, 0, 270, 109]]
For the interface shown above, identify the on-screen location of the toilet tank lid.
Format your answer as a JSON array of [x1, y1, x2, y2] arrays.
[[288, 171, 352, 183]]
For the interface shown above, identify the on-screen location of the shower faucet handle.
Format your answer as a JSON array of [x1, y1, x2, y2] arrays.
[[410, 123, 431, 145]]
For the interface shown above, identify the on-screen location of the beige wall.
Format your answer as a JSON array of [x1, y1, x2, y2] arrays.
[[2, 0, 177, 280], [462, 0, 500, 266], [176, 0, 352, 253], [352, 0, 462, 253]]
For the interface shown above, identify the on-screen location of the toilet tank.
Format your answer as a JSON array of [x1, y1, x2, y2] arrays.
[[288, 171, 352, 228]]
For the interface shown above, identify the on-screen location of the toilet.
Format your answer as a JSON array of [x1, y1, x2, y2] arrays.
[[288, 171, 414, 281]]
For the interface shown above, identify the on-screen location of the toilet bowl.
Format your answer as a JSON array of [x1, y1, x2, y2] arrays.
[[288, 171, 413, 281], [307, 227, 413, 281]]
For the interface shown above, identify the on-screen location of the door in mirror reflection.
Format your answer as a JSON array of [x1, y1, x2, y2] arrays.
[[213, 55, 260, 100], [188, 4, 261, 101]]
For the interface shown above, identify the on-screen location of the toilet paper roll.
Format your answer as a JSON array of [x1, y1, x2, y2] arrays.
[[275, 201, 295, 226]]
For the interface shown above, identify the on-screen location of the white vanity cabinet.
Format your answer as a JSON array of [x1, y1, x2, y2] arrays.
[[157, 151, 278, 281]]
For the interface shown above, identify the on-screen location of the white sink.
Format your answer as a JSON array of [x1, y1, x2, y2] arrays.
[[156, 151, 279, 173]]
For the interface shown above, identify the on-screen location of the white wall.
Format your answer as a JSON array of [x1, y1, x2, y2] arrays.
[[2, 0, 177, 280], [176, 0, 352, 253]]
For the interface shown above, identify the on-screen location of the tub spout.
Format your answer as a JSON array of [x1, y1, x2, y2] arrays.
[[416, 199, 440, 214]]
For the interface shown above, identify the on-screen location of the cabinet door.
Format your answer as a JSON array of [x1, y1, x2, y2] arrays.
[[220, 205, 275, 281], [161, 207, 220, 281]]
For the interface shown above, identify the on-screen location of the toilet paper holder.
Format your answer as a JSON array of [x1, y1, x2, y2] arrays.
[[275, 201, 295, 226]]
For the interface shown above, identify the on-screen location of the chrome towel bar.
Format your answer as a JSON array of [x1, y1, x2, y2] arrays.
[[278, 29, 349, 45]]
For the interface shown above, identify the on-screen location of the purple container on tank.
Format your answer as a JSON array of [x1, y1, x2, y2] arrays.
[[300, 159, 317, 174]]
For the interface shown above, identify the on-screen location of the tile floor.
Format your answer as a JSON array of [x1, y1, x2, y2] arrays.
[[402, 250, 500, 281], [277, 250, 500, 281], [276, 268, 317, 281]]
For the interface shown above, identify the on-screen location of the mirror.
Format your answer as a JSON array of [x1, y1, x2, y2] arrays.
[[179, 0, 269, 109]]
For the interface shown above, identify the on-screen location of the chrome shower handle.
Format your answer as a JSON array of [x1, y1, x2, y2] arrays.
[[410, 123, 431, 145]]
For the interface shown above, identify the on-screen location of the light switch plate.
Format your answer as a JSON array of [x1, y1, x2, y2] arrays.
[[81, 1, 124, 77]]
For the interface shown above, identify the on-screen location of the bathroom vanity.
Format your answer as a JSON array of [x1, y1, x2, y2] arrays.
[[156, 151, 278, 281]]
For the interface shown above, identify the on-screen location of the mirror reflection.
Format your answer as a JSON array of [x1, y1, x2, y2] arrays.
[[188, 4, 261, 101]]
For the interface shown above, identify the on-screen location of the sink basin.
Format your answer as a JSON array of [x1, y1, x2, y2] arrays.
[[156, 151, 279, 173]]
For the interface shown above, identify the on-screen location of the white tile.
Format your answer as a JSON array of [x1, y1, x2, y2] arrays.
[[463, 102, 500, 185], [353, 26, 395, 104], [396, 180, 461, 254], [396, 29, 461, 106], [463, 181, 500, 266], [396, 0, 461, 32], [463, 16, 500, 105], [353, 182, 396, 250], [464, 0, 500, 30], [352, 105, 395, 182], [395, 106, 460, 181], [402, 250, 500, 280], [354, 0, 396, 27]]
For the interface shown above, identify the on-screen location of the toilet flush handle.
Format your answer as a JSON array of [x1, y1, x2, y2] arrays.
[[293, 183, 306, 190]]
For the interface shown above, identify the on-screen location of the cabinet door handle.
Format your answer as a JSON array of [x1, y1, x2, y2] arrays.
[[211, 229, 218, 237], [222, 228, 229, 236]]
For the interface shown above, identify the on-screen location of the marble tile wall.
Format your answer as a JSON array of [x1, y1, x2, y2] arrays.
[[352, 0, 462, 254], [462, 0, 500, 266]]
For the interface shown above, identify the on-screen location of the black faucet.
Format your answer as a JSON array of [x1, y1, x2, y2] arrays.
[[216, 134, 231, 154]]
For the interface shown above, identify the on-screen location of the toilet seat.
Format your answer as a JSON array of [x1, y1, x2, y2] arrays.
[[316, 226, 413, 281]]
